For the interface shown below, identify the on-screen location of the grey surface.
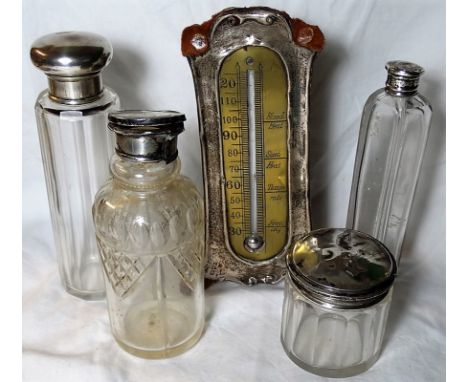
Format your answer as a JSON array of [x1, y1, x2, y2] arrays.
[[23, 0, 445, 381]]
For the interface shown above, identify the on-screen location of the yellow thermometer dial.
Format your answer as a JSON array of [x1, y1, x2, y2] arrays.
[[219, 46, 289, 262]]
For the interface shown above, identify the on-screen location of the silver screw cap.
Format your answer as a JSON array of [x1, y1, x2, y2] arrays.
[[385, 60, 425, 96], [30, 31, 113, 104], [286, 228, 397, 309], [108, 111, 186, 163]]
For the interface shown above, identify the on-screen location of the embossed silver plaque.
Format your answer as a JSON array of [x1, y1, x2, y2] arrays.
[[182, 7, 324, 285]]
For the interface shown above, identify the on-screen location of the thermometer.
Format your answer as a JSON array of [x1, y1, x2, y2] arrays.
[[182, 7, 324, 285]]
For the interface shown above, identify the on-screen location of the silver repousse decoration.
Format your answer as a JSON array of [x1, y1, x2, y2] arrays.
[[182, 7, 324, 285]]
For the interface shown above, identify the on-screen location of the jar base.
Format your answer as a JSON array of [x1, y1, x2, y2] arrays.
[[64, 284, 105, 301], [115, 324, 203, 359], [281, 338, 380, 378]]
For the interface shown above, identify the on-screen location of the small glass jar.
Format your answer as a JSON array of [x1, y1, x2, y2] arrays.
[[93, 111, 205, 359], [281, 228, 397, 378]]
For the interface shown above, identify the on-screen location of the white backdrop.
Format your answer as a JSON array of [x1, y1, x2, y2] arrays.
[[23, 0, 446, 381]]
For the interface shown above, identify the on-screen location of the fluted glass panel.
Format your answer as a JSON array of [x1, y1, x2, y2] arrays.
[[35, 88, 119, 299], [281, 276, 392, 377], [347, 89, 432, 263]]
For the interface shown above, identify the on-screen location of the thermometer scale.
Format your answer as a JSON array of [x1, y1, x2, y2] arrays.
[[182, 7, 324, 284]]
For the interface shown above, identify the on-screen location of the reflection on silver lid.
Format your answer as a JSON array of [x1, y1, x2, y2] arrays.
[[30, 31, 112, 77], [286, 228, 397, 309], [385, 61, 424, 78], [30, 31, 113, 104]]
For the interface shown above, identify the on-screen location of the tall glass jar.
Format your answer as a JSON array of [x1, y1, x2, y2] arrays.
[[347, 61, 432, 264], [93, 111, 205, 359], [31, 32, 120, 299], [281, 228, 397, 378]]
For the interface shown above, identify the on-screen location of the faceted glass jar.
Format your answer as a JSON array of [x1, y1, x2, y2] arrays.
[[281, 275, 393, 378], [93, 155, 205, 359], [35, 88, 119, 299], [347, 86, 432, 264], [280, 228, 396, 378]]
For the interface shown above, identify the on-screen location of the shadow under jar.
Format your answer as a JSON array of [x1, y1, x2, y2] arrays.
[[281, 228, 397, 378], [93, 111, 205, 359]]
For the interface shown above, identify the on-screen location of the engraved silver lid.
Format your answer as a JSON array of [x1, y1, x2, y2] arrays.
[[108, 110, 186, 163], [385, 60, 425, 96], [286, 228, 397, 309], [30, 31, 113, 104]]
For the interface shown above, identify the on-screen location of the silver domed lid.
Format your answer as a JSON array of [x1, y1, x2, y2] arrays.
[[30, 31, 112, 77], [385, 60, 425, 96], [108, 110, 186, 163], [30, 31, 113, 104], [286, 228, 397, 309]]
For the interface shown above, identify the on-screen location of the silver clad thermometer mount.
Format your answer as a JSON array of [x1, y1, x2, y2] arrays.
[[182, 7, 324, 285]]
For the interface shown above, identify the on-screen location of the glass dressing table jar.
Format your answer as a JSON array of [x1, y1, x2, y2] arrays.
[[31, 31, 120, 299], [93, 111, 205, 358], [281, 228, 397, 377]]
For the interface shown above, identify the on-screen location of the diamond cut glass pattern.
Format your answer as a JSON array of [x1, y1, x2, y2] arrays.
[[93, 154, 205, 359]]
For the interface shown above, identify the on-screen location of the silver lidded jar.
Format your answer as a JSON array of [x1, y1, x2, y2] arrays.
[[92, 111, 205, 359], [31, 31, 120, 300], [347, 61, 432, 264], [281, 228, 397, 378]]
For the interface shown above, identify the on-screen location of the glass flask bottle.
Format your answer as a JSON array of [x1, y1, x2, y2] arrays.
[[92, 111, 205, 359], [347, 61, 432, 264], [31, 31, 120, 299]]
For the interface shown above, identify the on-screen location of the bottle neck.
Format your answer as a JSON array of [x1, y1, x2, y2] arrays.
[[47, 73, 103, 105], [111, 154, 181, 189]]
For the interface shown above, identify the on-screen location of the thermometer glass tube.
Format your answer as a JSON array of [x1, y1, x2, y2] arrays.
[[219, 46, 288, 262]]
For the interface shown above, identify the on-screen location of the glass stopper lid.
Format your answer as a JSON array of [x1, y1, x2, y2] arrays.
[[286, 228, 397, 308]]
